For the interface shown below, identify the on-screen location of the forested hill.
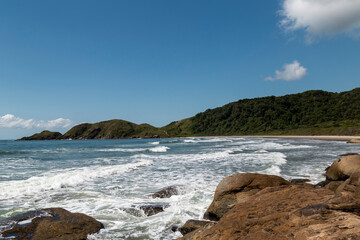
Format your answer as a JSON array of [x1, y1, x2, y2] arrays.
[[19, 88, 360, 140], [163, 88, 360, 136]]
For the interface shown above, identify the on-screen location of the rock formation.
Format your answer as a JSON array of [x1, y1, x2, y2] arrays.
[[0, 208, 104, 240], [179, 153, 360, 240], [203, 173, 290, 221], [325, 154, 360, 180]]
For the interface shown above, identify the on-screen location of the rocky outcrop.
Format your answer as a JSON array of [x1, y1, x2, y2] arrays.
[[179, 154, 360, 240], [0, 208, 104, 240], [180, 184, 360, 240], [203, 173, 290, 221], [325, 153, 360, 180]]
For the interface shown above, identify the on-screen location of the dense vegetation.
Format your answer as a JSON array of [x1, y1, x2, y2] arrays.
[[19, 130, 63, 140], [163, 88, 360, 136], [19, 88, 360, 140], [61, 119, 169, 139]]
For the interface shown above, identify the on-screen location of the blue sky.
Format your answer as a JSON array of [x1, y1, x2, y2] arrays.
[[1, 0, 360, 139]]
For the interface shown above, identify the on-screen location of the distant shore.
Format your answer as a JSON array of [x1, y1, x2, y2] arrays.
[[248, 135, 360, 142], [193, 135, 360, 142]]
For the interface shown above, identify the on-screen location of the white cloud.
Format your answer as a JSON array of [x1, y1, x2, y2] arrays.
[[281, 0, 360, 42], [265, 60, 307, 81], [0, 114, 73, 129]]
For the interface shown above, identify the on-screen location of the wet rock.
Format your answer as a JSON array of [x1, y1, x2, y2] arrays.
[[325, 154, 360, 181], [178, 220, 216, 236], [0, 208, 103, 240], [151, 185, 185, 198], [130, 203, 170, 216], [203, 173, 290, 221], [170, 225, 179, 232]]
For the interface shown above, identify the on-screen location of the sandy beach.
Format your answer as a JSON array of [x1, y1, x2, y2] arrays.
[[250, 135, 360, 142]]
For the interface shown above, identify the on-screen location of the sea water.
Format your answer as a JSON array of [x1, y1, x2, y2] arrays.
[[0, 137, 359, 239]]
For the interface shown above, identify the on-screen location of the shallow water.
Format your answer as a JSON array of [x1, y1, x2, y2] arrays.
[[0, 137, 358, 239]]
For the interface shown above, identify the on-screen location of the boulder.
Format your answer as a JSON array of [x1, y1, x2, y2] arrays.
[[0, 208, 103, 240], [325, 154, 360, 181], [203, 173, 290, 221], [180, 184, 360, 240], [348, 138, 360, 143], [151, 185, 185, 198]]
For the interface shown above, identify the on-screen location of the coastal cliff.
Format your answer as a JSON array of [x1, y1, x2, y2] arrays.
[[19, 88, 360, 140]]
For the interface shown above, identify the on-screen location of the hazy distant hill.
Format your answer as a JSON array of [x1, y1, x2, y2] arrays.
[[19, 88, 360, 140]]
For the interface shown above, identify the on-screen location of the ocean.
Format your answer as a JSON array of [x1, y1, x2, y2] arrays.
[[0, 137, 359, 239]]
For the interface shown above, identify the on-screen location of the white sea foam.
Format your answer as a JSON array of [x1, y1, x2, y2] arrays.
[[149, 146, 169, 152], [97, 146, 169, 153], [149, 142, 160, 145], [97, 148, 147, 152], [0, 160, 153, 200], [259, 165, 282, 175]]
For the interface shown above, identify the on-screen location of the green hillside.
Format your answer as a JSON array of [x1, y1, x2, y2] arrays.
[[62, 119, 169, 139], [19, 88, 360, 140], [18, 130, 63, 140], [162, 88, 360, 136]]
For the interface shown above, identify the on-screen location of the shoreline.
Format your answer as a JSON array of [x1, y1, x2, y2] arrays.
[[182, 135, 360, 142], [244, 135, 360, 142], [13, 135, 360, 142]]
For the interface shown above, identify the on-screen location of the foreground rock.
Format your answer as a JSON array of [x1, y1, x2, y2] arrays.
[[0, 208, 104, 240], [203, 173, 290, 221], [180, 184, 360, 240], [179, 154, 360, 240], [325, 153, 360, 180]]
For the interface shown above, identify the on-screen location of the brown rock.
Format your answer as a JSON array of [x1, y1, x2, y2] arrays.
[[325, 154, 360, 181], [180, 185, 360, 240], [203, 173, 290, 221], [347, 138, 360, 143], [0, 208, 103, 240]]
